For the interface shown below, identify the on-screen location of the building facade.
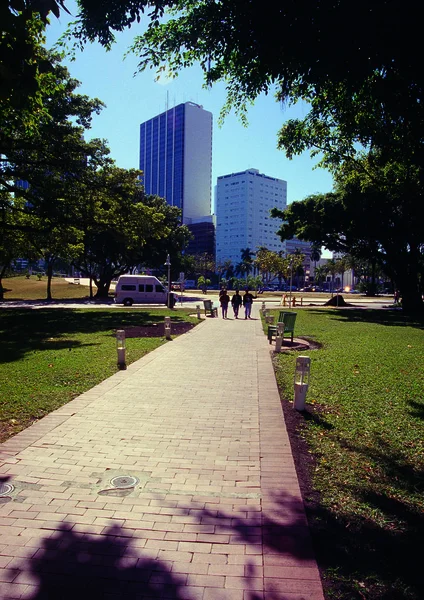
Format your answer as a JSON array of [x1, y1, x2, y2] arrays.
[[139, 102, 213, 223], [285, 237, 313, 281], [215, 168, 287, 266], [185, 216, 215, 256]]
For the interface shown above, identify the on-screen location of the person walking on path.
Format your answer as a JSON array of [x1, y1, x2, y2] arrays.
[[231, 290, 243, 319], [219, 289, 230, 318], [243, 289, 255, 319]]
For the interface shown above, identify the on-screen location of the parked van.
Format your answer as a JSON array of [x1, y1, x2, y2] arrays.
[[114, 275, 168, 306]]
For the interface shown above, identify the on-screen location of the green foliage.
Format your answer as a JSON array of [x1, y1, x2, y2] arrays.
[[197, 275, 211, 290], [246, 275, 262, 291], [71, 167, 190, 297], [272, 151, 424, 310], [69, 1, 424, 312], [72, 1, 423, 135], [0, 2, 70, 134], [192, 253, 215, 277], [1, 49, 191, 299], [270, 307, 424, 598]]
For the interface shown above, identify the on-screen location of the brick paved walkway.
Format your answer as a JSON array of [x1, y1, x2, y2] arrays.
[[0, 303, 324, 599]]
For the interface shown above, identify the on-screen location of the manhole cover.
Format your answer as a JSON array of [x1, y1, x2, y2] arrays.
[[0, 482, 14, 496], [110, 476, 139, 489]]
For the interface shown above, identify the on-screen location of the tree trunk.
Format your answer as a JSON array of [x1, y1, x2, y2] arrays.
[[0, 264, 7, 300], [94, 278, 111, 299], [46, 261, 54, 301], [397, 273, 423, 312], [390, 245, 423, 312]]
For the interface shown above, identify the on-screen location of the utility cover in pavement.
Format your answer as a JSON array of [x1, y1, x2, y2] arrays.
[[110, 476, 139, 489]]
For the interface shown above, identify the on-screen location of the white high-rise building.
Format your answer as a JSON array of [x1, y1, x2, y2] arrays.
[[215, 169, 287, 266], [139, 102, 212, 223]]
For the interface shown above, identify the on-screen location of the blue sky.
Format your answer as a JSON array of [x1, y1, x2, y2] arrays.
[[45, 2, 334, 213]]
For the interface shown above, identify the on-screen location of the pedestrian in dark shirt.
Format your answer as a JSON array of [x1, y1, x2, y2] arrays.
[[243, 289, 254, 319], [219, 289, 230, 319], [231, 290, 243, 319]]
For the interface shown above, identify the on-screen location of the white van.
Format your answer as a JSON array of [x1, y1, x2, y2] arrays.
[[114, 275, 168, 306]]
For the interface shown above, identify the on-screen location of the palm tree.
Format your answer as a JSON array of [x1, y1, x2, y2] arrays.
[[235, 261, 248, 279], [313, 265, 327, 288], [325, 258, 339, 296], [223, 259, 234, 280], [310, 243, 321, 270], [335, 256, 348, 291], [240, 247, 255, 279]]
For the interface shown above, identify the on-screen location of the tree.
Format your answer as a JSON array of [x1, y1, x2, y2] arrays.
[[70, 1, 424, 312], [197, 275, 210, 294], [72, 2, 422, 133], [1, 50, 105, 205], [310, 243, 321, 270], [335, 256, 348, 292], [1, 2, 70, 134], [1, 51, 111, 300], [73, 168, 191, 298], [239, 247, 255, 279], [313, 265, 327, 288], [325, 259, 338, 296], [28, 224, 83, 300], [272, 150, 424, 310], [0, 196, 32, 299], [255, 247, 284, 285], [192, 253, 215, 281]]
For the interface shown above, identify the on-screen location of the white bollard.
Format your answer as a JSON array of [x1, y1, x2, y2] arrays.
[[196, 304, 201, 319], [293, 356, 311, 411], [164, 316, 171, 339], [116, 330, 126, 370]]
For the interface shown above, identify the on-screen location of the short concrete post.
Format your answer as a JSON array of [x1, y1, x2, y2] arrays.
[[116, 330, 126, 370], [275, 323, 285, 352], [196, 304, 201, 319], [164, 316, 171, 340], [294, 356, 311, 411]]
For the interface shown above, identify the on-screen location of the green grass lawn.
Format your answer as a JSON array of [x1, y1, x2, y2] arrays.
[[266, 307, 424, 600], [1, 275, 96, 300], [0, 308, 199, 442]]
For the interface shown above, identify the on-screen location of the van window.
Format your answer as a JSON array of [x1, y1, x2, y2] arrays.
[[156, 285, 165, 293], [138, 284, 145, 292], [145, 285, 153, 293], [122, 284, 136, 291]]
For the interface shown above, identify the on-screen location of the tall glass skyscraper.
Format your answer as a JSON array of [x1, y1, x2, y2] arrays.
[[139, 102, 212, 223]]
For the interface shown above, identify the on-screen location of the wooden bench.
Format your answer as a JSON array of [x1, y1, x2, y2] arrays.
[[268, 311, 297, 343], [203, 299, 219, 317]]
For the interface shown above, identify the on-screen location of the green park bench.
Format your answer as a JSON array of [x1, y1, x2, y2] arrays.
[[203, 299, 219, 317], [268, 311, 297, 343]]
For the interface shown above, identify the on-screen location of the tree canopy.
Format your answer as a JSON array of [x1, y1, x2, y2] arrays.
[[0, 43, 191, 299], [71, 1, 422, 126], [1, 1, 70, 131], [272, 150, 424, 309]]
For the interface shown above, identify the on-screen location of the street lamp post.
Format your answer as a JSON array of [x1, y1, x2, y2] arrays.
[[289, 260, 293, 308], [164, 254, 171, 308]]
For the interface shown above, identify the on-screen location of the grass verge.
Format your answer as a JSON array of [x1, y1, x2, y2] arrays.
[[1, 275, 96, 301], [0, 308, 199, 442], [267, 308, 424, 600]]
